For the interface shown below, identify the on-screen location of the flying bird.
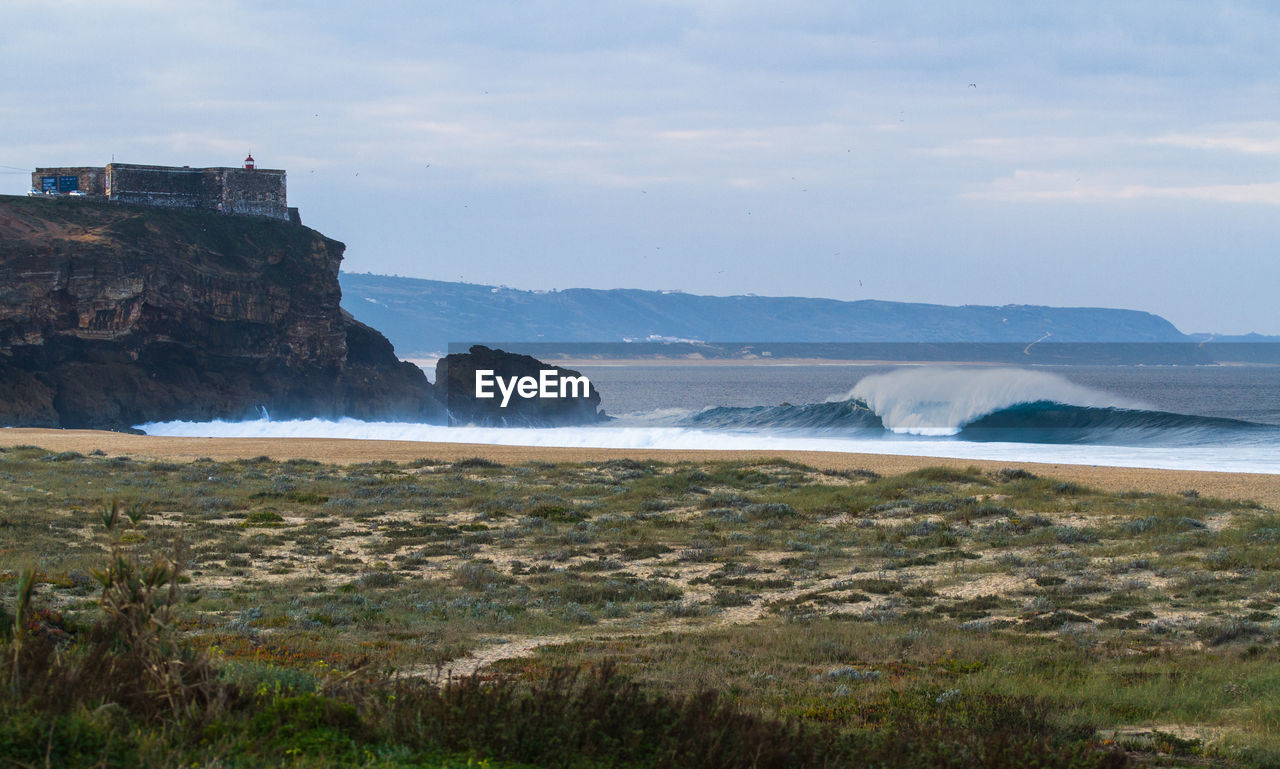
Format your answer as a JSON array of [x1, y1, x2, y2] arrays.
[[968, 83, 977, 88]]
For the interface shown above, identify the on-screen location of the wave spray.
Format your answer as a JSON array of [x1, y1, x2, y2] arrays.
[[845, 367, 1144, 435]]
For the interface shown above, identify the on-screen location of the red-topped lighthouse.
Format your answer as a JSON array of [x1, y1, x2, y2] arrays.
[[244, 154, 255, 170]]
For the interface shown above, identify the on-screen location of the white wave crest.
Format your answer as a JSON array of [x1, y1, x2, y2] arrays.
[[133, 417, 1280, 474], [842, 367, 1145, 435]]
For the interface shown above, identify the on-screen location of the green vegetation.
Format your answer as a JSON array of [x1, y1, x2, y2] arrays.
[[2, 194, 323, 254], [0, 446, 1277, 766]]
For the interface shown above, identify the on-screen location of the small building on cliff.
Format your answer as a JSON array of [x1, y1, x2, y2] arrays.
[[30, 156, 298, 222]]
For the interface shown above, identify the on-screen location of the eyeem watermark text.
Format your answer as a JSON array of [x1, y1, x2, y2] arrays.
[[474, 369, 591, 407]]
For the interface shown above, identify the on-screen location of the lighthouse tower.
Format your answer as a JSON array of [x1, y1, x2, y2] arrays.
[[244, 154, 255, 170]]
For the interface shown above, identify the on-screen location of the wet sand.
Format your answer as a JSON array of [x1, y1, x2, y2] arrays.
[[3, 427, 1278, 508]]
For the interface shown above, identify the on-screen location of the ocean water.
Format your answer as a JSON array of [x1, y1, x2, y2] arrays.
[[139, 364, 1280, 474]]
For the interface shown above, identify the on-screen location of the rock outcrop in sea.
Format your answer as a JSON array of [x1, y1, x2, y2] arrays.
[[437, 345, 608, 426]]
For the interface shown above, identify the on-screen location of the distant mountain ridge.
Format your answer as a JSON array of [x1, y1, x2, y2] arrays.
[[339, 272, 1191, 356]]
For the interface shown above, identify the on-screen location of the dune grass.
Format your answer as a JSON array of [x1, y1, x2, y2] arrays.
[[0, 445, 1276, 766]]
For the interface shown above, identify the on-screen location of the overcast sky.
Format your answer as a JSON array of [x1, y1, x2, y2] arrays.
[[4, 1, 1278, 333]]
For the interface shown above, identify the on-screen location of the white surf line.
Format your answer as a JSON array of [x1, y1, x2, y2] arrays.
[[137, 419, 1280, 474]]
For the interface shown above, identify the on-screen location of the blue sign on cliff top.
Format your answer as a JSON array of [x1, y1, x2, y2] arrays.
[[58, 176, 79, 193], [41, 177, 57, 192]]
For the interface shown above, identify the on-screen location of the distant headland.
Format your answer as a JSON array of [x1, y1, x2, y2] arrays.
[[340, 273, 1280, 365]]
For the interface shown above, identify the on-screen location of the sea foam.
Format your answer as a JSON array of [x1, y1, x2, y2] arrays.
[[136, 416, 1280, 474]]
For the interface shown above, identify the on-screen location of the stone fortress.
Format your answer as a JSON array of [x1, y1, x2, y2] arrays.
[[30, 156, 299, 223]]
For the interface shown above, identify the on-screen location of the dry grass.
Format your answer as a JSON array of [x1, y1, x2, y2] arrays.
[[0, 444, 1277, 765]]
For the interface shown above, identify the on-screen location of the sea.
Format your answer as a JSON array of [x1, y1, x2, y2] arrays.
[[138, 363, 1280, 475]]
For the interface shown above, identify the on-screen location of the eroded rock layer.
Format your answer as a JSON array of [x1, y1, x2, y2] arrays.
[[0, 196, 441, 429]]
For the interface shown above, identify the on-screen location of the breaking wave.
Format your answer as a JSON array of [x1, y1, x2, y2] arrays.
[[136, 367, 1280, 473], [845, 367, 1143, 435], [675, 367, 1277, 445]]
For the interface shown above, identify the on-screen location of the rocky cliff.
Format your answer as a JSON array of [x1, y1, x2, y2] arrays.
[[0, 195, 441, 429]]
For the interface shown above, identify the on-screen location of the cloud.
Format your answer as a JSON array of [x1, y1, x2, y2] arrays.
[[920, 135, 1115, 161], [4, 1, 1280, 331], [1150, 129, 1280, 155], [964, 170, 1280, 205]]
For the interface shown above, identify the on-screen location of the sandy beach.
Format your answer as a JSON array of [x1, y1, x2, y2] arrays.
[[3, 427, 1277, 508]]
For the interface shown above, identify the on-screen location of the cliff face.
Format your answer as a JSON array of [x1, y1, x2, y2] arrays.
[[0, 196, 442, 429]]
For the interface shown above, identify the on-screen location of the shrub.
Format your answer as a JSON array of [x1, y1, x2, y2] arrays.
[[621, 543, 672, 560], [997, 468, 1037, 481], [248, 693, 363, 757], [455, 457, 501, 469], [744, 502, 799, 519], [242, 510, 285, 527]]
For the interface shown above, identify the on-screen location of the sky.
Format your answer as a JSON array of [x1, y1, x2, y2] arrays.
[[3, 1, 1278, 334]]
